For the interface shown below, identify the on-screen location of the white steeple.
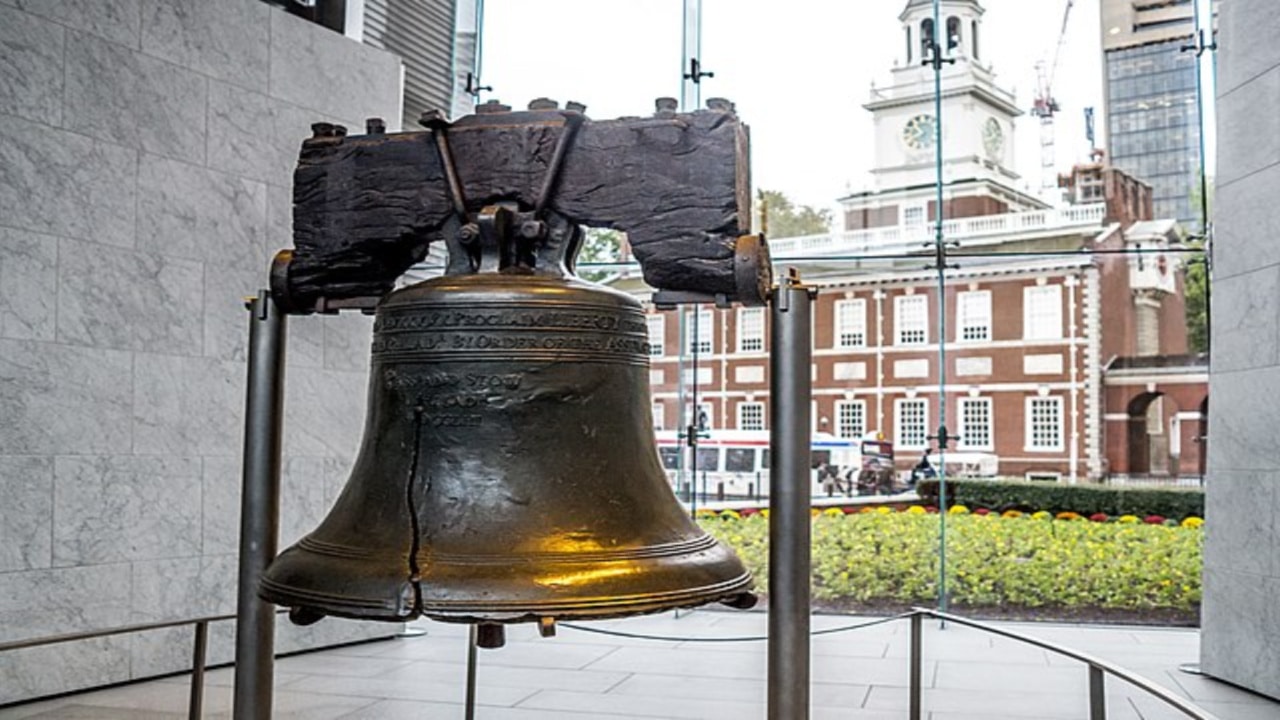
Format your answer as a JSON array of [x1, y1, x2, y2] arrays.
[[862, 0, 1021, 192]]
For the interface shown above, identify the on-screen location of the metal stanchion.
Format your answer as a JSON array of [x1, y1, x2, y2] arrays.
[[465, 625, 479, 720], [189, 620, 209, 720], [909, 613, 923, 720], [1089, 664, 1107, 720], [232, 291, 288, 720], [767, 269, 816, 720]]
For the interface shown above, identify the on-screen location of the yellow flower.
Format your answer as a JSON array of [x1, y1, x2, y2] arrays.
[[719, 509, 741, 519], [1001, 509, 1023, 519], [906, 506, 927, 515], [1031, 511, 1052, 520], [1118, 515, 1139, 524], [1181, 516, 1204, 529], [876, 506, 893, 515], [949, 505, 970, 515], [823, 507, 845, 517]]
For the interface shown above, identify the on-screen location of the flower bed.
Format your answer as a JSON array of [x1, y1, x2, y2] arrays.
[[699, 508, 1203, 614]]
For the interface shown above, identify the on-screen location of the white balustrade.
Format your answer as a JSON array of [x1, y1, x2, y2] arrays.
[[769, 204, 1107, 259]]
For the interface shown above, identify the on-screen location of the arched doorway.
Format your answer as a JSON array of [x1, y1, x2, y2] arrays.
[[1126, 391, 1169, 476]]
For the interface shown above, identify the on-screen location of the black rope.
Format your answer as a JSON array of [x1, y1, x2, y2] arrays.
[[558, 611, 914, 644]]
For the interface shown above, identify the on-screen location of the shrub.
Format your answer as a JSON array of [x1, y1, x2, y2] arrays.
[[699, 512, 1202, 611], [917, 478, 1204, 520]]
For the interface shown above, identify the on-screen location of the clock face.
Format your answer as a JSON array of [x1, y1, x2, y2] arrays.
[[901, 114, 938, 151], [982, 118, 1004, 159]]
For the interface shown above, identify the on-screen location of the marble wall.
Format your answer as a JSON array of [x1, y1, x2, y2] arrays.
[[1200, 0, 1280, 701], [0, 0, 408, 704]]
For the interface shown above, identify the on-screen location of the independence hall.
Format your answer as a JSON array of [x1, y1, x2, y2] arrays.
[[623, 0, 1207, 483]]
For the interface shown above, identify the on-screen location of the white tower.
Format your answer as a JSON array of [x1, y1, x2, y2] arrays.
[[864, 0, 1022, 192]]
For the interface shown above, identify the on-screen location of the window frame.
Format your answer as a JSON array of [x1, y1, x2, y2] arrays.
[[956, 290, 992, 343], [1025, 396, 1065, 452], [737, 401, 766, 431], [957, 397, 993, 451], [834, 399, 866, 439], [833, 298, 867, 349], [686, 308, 714, 354], [1023, 284, 1063, 341], [651, 402, 665, 431], [646, 315, 665, 357], [895, 397, 929, 450], [895, 294, 928, 346], [737, 307, 765, 353]]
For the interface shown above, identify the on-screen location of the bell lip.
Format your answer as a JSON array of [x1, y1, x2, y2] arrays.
[[416, 571, 754, 620]]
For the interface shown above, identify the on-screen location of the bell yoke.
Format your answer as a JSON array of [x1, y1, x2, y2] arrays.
[[259, 97, 772, 630]]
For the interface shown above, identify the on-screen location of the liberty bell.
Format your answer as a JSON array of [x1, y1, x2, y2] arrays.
[[260, 100, 766, 631]]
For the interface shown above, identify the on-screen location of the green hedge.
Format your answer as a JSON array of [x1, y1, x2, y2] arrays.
[[915, 478, 1204, 520]]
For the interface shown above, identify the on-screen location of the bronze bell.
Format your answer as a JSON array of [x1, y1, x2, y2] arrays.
[[260, 206, 754, 626]]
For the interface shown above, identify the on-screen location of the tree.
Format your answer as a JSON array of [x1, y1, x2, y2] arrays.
[[756, 189, 832, 239], [575, 227, 624, 282]]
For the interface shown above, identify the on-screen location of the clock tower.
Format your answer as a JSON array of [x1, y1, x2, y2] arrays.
[[843, 0, 1044, 229]]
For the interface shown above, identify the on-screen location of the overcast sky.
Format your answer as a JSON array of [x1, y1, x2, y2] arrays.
[[479, 0, 1212, 215]]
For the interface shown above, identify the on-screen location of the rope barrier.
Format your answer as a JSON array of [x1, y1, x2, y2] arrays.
[[558, 611, 915, 644]]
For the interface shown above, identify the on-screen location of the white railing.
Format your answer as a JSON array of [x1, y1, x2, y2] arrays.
[[768, 204, 1108, 259]]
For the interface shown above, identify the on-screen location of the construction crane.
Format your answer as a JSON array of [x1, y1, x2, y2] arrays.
[[1031, 0, 1075, 195]]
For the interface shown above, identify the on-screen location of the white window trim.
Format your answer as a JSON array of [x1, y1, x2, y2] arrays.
[[957, 290, 991, 343], [1025, 396, 1064, 452], [1023, 285, 1063, 341], [957, 397, 993, 451], [895, 295, 928, 346], [686, 308, 714, 354], [737, 401, 766, 431], [652, 402, 665, 430], [834, 399, 866, 439], [834, 298, 867, 349], [895, 397, 929, 450], [646, 315, 665, 357], [736, 307, 765, 353]]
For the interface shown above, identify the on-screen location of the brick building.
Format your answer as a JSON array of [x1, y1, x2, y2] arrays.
[[626, 0, 1206, 484]]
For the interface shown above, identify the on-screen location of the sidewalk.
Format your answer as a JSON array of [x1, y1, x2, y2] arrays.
[[3, 610, 1278, 719]]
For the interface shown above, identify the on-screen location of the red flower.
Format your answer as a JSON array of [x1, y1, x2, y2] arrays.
[[1143, 515, 1166, 525], [1089, 513, 1109, 523], [974, 508, 991, 516], [740, 508, 758, 517]]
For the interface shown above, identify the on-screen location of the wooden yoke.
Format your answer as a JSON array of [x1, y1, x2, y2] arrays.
[[272, 98, 771, 314]]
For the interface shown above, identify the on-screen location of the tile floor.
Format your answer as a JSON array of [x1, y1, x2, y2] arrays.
[[2, 611, 1278, 719]]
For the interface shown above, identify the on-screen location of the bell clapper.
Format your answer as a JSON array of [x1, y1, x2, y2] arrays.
[[475, 623, 506, 649]]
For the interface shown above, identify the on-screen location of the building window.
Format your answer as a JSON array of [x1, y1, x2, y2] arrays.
[[906, 26, 913, 64], [1023, 285, 1063, 340], [895, 294, 928, 345], [1026, 396, 1064, 451], [957, 290, 991, 342], [920, 18, 934, 58], [652, 402, 665, 430], [737, 402, 765, 431], [895, 398, 928, 450], [971, 19, 979, 59], [834, 400, 865, 439], [686, 308, 713, 354], [903, 205, 926, 227], [958, 397, 992, 450], [834, 299, 867, 348], [737, 307, 765, 353], [646, 315, 665, 357], [946, 16, 961, 52], [685, 402, 714, 432]]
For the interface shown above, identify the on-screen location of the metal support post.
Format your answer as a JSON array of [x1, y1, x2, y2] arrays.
[[909, 613, 923, 720], [768, 269, 816, 720], [465, 625, 480, 720], [232, 291, 288, 720], [188, 620, 209, 720], [1088, 664, 1107, 720]]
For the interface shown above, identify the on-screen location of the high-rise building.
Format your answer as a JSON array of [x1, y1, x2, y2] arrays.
[[1099, 0, 1215, 229]]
